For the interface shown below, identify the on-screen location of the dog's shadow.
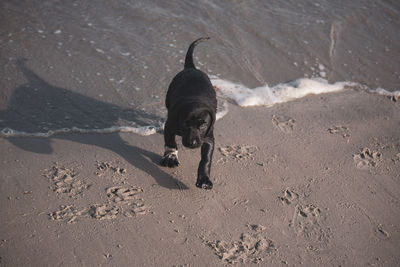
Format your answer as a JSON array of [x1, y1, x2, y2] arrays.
[[1, 59, 188, 190]]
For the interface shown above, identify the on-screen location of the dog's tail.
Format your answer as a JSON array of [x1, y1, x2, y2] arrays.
[[184, 37, 210, 69]]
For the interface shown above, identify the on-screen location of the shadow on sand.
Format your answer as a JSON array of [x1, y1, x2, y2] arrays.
[[0, 59, 188, 190]]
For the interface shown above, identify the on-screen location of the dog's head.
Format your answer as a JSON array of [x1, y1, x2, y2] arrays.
[[177, 103, 214, 149]]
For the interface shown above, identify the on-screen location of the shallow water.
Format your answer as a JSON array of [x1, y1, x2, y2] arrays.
[[1, 0, 399, 136]]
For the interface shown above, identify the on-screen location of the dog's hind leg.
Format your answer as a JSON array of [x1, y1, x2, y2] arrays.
[[196, 137, 214, 189], [161, 120, 180, 168]]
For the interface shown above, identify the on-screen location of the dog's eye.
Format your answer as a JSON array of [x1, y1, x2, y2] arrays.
[[197, 119, 205, 124]]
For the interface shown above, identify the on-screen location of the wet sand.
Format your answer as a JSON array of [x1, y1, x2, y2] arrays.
[[1, 89, 399, 266]]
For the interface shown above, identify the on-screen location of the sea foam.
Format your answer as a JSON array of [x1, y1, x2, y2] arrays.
[[1, 125, 160, 138], [211, 77, 355, 107], [369, 87, 400, 98]]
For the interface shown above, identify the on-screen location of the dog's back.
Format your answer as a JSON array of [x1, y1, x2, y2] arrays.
[[162, 38, 217, 189], [166, 38, 216, 110]]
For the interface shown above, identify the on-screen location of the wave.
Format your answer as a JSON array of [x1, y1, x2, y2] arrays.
[[211, 76, 356, 107], [1, 77, 398, 138]]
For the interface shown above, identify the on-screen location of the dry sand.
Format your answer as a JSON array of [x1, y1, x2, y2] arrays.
[[1, 88, 399, 266]]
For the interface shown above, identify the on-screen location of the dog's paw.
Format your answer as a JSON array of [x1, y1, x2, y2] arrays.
[[160, 148, 180, 168], [160, 154, 180, 168], [196, 176, 213, 190]]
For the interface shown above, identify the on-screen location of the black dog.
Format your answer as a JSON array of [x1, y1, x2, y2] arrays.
[[161, 37, 217, 189]]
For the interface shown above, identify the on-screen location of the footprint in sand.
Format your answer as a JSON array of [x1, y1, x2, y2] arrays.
[[206, 224, 275, 264], [353, 148, 382, 169], [88, 204, 120, 220], [328, 125, 350, 140], [297, 204, 321, 219], [95, 161, 127, 176], [46, 162, 148, 223], [272, 115, 295, 133], [49, 185, 148, 223], [218, 145, 258, 162], [106, 186, 143, 203], [123, 202, 148, 217], [43, 165, 89, 197], [90, 186, 148, 220], [279, 189, 299, 205], [290, 204, 331, 244], [49, 205, 87, 224]]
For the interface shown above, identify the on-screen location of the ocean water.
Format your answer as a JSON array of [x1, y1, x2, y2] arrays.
[[0, 0, 399, 137]]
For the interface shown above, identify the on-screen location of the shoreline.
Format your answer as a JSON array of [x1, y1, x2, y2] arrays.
[[2, 77, 399, 139]]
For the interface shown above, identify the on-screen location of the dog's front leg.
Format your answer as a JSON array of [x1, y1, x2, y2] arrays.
[[161, 120, 180, 168], [196, 138, 214, 189]]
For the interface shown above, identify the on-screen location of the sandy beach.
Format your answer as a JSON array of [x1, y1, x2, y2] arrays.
[[1, 88, 399, 266], [1, 0, 400, 266]]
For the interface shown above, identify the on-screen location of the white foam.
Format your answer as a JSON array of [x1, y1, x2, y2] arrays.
[[369, 87, 400, 98], [211, 77, 355, 107], [1, 125, 161, 138], [216, 100, 229, 121]]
